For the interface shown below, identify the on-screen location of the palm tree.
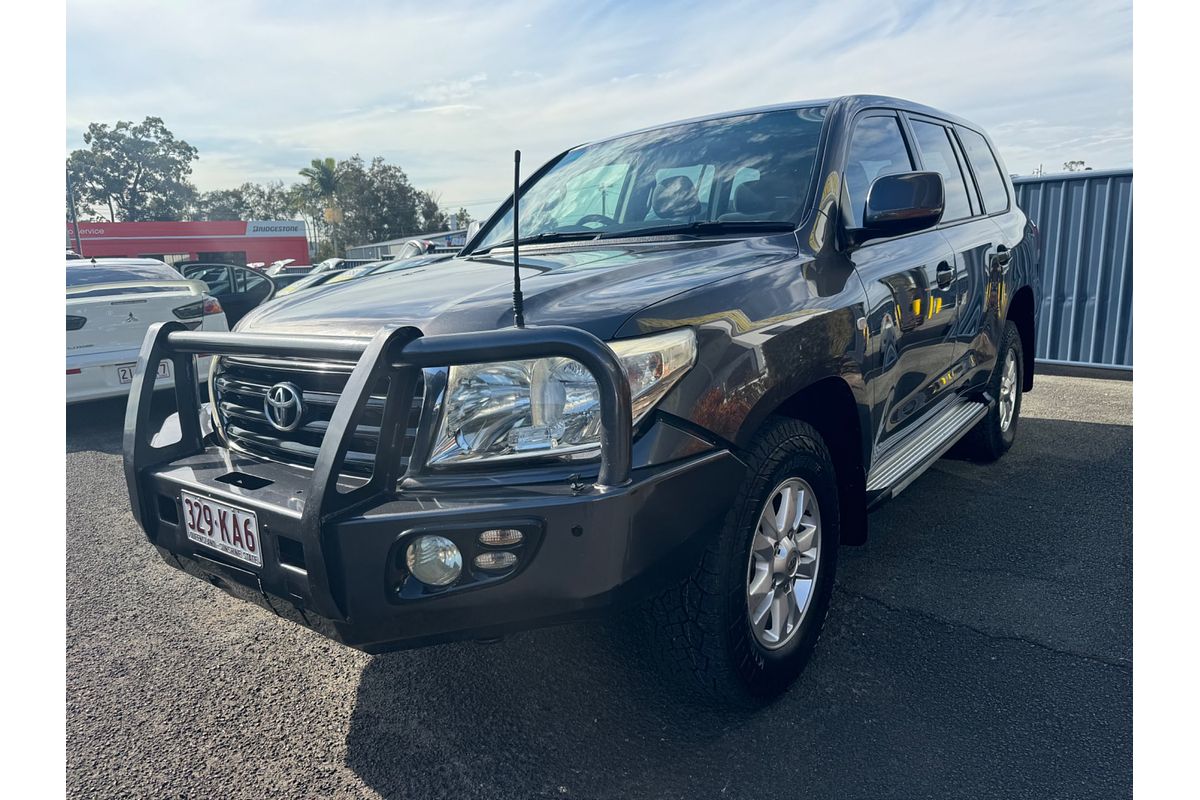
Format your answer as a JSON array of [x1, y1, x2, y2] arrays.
[[299, 157, 342, 252]]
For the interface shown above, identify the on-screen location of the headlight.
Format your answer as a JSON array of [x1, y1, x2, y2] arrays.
[[428, 328, 696, 465]]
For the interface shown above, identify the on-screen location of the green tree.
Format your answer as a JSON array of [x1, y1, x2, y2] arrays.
[[193, 187, 250, 221], [453, 208, 473, 229], [335, 155, 426, 248], [66, 116, 198, 221], [284, 182, 326, 260], [144, 181, 198, 221], [242, 180, 293, 219], [299, 157, 343, 251], [299, 157, 341, 199], [418, 191, 448, 232], [312, 239, 337, 261]]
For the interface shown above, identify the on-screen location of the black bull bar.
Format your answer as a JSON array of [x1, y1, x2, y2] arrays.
[[122, 321, 633, 622]]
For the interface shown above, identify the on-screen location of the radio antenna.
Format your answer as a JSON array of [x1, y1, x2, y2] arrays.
[[512, 149, 526, 328]]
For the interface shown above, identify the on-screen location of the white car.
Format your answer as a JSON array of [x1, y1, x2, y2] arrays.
[[67, 258, 229, 403]]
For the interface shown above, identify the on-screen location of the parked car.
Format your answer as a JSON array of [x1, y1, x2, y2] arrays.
[[125, 96, 1040, 705], [271, 254, 456, 299], [264, 259, 312, 277], [322, 252, 455, 284], [67, 258, 228, 403], [267, 271, 318, 292], [180, 263, 276, 326], [270, 266, 359, 298], [308, 257, 384, 275]]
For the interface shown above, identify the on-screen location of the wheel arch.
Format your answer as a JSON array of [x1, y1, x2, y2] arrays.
[[769, 375, 869, 546], [1006, 285, 1036, 391]]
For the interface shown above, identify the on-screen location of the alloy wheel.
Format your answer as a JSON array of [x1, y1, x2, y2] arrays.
[[746, 477, 821, 650], [999, 350, 1019, 431]]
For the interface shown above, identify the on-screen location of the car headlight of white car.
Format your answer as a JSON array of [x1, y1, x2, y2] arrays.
[[428, 328, 696, 465]]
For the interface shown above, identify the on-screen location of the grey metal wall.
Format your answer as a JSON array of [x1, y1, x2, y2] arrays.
[[346, 229, 470, 261], [1013, 169, 1132, 368]]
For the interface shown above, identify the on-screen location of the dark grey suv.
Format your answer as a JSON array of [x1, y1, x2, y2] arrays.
[[125, 95, 1039, 704]]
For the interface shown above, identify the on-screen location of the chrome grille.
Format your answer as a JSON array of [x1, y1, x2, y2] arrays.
[[213, 356, 424, 475]]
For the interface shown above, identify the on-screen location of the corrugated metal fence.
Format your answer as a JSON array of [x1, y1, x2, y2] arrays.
[[1013, 168, 1132, 369]]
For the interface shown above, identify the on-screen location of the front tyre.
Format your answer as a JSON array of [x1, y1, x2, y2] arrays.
[[646, 418, 839, 705]]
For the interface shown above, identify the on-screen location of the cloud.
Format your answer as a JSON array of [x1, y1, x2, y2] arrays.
[[67, 0, 1131, 220], [414, 73, 488, 105], [411, 104, 482, 115]]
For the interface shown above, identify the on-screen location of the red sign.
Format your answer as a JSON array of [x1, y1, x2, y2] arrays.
[[66, 220, 309, 266]]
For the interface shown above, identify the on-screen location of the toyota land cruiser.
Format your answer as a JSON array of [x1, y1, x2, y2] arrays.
[[124, 95, 1040, 704]]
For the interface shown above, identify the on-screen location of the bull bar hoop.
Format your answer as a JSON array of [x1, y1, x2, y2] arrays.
[[122, 322, 634, 621]]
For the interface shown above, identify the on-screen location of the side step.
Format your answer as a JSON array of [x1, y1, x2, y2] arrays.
[[866, 398, 990, 500]]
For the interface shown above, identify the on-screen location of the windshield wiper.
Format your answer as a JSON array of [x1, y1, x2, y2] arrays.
[[472, 230, 602, 255], [596, 220, 796, 240]]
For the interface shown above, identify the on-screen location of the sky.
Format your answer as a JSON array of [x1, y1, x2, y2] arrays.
[[66, 0, 1132, 221]]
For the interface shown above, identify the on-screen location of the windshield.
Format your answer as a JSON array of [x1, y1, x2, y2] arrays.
[[475, 106, 827, 251]]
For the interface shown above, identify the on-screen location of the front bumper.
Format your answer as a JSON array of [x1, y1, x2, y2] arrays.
[[140, 444, 741, 652], [124, 321, 742, 652]]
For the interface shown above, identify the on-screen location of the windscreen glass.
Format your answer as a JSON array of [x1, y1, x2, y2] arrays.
[[476, 106, 828, 249]]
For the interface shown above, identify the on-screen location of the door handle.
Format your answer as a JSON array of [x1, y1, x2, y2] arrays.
[[936, 261, 955, 289], [995, 245, 1013, 268]]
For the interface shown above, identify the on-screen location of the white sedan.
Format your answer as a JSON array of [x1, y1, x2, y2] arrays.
[[67, 258, 229, 404]]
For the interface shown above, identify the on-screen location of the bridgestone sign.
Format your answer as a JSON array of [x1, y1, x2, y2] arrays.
[[245, 221, 308, 236]]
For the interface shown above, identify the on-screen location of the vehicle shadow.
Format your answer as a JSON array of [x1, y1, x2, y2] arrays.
[[342, 414, 1132, 799], [66, 397, 129, 455], [343, 614, 763, 798], [66, 392, 186, 456]]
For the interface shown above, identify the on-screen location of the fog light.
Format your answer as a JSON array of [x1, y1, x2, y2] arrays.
[[405, 536, 462, 586], [479, 528, 524, 547], [474, 551, 518, 571]]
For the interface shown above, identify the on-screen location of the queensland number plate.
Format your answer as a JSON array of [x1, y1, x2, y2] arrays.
[[180, 491, 262, 568], [117, 361, 171, 384]]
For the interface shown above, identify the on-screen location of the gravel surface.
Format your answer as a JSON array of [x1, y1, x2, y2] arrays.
[[66, 374, 1131, 799]]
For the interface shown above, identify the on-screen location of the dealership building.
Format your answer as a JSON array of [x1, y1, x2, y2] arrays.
[[66, 220, 310, 266]]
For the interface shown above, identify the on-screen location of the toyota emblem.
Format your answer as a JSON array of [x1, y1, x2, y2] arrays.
[[264, 382, 304, 432]]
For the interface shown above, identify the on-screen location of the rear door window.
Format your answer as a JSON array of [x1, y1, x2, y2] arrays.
[[243, 270, 269, 293], [188, 265, 232, 294], [842, 115, 915, 229], [232, 267, 271, 300], [957, 127, 1010, 214], [908, 119, 974, 222]]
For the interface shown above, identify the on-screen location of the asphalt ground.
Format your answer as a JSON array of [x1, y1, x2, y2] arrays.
[[66, 373, 1132, 799]]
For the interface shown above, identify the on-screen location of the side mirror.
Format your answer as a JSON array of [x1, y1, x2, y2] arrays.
[[850, 171, 944, 245]]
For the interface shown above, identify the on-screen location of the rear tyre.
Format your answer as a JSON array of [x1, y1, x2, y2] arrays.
[[645, 418, 839, 706], [959, 319, 1024, 462]]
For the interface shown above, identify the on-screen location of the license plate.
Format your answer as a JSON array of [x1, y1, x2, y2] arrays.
[[117, 361, 171, 384], [180, 491, 263, 568]]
